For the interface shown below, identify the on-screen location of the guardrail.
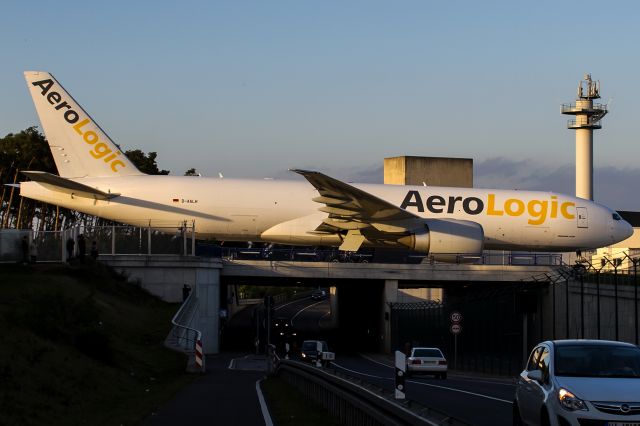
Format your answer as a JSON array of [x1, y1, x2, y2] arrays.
[[268, 346, 469, 426], [166, 291, 204, 372]]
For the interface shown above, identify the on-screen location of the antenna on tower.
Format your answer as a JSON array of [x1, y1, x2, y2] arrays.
[[561, 73, 609, 201]]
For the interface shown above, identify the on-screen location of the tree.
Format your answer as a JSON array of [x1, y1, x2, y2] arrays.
[[0, 128, 172, 230], [124, 150, 170, 175], [184, 168, 200, 176]]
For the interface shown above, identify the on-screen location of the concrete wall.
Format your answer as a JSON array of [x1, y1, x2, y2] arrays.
[[384, 156, 473, 188], [100, 255, 222, 354], [397, 287, 443, 303], [100, 255, 221, 302]]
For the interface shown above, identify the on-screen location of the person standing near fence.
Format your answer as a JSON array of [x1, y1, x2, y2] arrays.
[[77, 234, 86, 262], [21, 236, 29, 264], [66, 237, 75, 262], [182, 284, 191, 301], [29, 240, 38, 263], [90, 240, 99, 261]]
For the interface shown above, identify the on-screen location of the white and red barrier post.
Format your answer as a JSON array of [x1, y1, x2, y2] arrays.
[[195, 339, 204, 372]]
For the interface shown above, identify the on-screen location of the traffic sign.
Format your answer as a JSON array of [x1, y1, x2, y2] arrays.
[[450, 324, 462, 334], [450, 311, 462, 324]]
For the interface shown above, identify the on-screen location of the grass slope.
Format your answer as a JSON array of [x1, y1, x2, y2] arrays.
[[0, 263, 193, 426], [261, 376, 342, 426]]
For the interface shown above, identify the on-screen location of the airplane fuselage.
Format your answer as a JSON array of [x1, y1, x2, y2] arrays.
[[20, 175, 631, 252]]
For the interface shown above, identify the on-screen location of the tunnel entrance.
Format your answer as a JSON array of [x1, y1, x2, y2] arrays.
[[219, 278, 384, 355]]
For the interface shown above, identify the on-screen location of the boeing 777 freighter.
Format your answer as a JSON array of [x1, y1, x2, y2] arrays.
[[17, 72, 633, 262]]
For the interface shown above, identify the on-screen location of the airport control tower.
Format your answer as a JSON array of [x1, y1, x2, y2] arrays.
[[561, 74, 608, 200]]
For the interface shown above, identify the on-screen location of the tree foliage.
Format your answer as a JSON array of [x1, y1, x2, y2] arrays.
[[0, 127, 170, 231], [184, 168, 199, 176], [124, 150, 170, 175]]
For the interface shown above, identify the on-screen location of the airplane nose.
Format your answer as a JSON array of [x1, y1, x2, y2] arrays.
[[620, 220, 634, 241]]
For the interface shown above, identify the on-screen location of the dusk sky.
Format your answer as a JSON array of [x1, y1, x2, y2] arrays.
[[2, 0, 640, 209]]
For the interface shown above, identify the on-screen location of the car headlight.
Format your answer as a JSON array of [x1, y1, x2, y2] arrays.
[[558, 388, 588, 411], [301, 353, 306, 358]]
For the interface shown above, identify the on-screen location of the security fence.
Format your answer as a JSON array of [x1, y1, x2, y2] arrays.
[[390, 253, 640, 377], [390, 284, 534, 377], [1, 222, 197, 262]]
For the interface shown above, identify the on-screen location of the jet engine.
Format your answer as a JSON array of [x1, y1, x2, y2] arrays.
[[398, 219, 484, 263]]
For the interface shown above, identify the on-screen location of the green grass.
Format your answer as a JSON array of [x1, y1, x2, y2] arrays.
[[261, 376, 342, 426], [0, 262, 194, 426]]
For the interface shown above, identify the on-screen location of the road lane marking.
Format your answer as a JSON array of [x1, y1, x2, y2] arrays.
[[332, 362, 393, 380], [275, 297, 310, 311], [256, 380, 274, 426], [359, 354, 516, 387], [336, 360, 513, 405], [360, 354, 394, 369], [290, 300, 324, 327], [409, 381, 513, 404]]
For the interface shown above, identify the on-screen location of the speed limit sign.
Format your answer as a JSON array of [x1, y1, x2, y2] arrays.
[[450, 311, 462, 323]]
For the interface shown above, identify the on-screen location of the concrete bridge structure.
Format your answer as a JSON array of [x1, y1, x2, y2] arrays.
[[99, 254, 559, 355]]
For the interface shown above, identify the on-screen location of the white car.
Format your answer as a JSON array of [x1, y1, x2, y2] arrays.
[[406, 347, 448, 379], [514, 339, 640, 426]]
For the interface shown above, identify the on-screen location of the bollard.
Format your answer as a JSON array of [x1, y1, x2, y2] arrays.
[[195, 339, 204, 372], [395, 350, 406, 399]]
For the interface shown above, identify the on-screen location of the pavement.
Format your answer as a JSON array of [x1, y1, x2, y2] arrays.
[[143, 353, 271, 426]]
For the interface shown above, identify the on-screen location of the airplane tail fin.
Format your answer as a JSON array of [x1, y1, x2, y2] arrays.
[[24, 71, 144, 178]]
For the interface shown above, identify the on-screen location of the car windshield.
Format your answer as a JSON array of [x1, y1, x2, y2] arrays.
[[555, 345, 640, 378], [302, 342, 317, 350], [413, 349, 443, 358]]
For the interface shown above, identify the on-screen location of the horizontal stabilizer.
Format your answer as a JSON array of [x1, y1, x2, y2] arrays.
[[21, 171, 120, 200]]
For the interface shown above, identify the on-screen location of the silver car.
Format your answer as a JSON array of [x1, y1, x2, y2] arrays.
[[514, 340, 640, 426]]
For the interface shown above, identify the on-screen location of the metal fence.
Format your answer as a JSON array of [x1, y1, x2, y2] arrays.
[[1, 222, 197, 262], [390, 285, 530, 377], [390, 253, 640, 377], [207, 245, 562, 266]]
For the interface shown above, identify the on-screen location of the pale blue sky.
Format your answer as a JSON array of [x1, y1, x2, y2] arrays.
[[2, 1, 640, 208]]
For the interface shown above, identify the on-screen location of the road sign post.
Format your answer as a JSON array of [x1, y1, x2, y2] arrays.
[[450, 311, 462, 370]]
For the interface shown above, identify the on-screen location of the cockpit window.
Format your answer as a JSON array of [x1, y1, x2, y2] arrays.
[[612, 213, 621, 221]]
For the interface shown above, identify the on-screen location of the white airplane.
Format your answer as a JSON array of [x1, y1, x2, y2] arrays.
[[18, 71, 633, 262]]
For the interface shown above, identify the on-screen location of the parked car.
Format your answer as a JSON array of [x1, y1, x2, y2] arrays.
[[514, 339, 640, 426], [311, 289, 327, 300], [406, 347, 448, 379]]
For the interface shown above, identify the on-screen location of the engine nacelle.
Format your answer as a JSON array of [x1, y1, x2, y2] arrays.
[[398, 219, 484, 263]]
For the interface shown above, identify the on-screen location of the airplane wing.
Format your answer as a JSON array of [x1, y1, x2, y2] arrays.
[[292, 169, 423, 251], [21, 171, 120, 200]]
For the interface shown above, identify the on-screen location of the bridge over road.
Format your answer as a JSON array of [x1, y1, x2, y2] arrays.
[[220, 259, 557, 284]]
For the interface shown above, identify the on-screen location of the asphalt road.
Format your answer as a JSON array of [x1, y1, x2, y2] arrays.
[[331, 354, 516, 426], [275, 295, 333, 332]]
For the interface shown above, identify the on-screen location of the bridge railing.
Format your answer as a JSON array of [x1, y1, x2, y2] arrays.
[[219, 246, 563, 266], [165, 290, 205, 372]]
